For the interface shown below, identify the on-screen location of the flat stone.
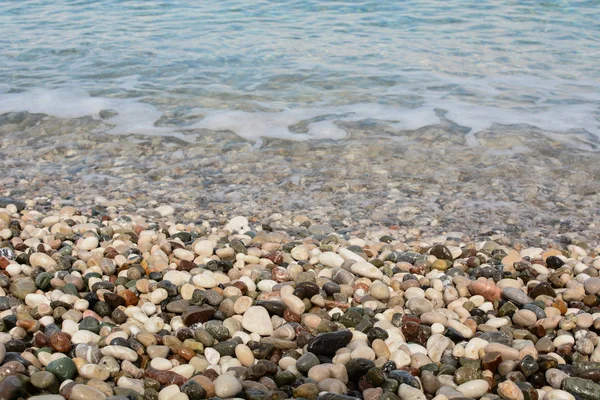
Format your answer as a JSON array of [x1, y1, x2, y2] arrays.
[[214, 374, 242, 398], [46, 357, 77, 381], [456, 379, 490, 398], [497, 380, 524, 400], [70, 384, 108, 400], [350, 261, 383, 280], [584, 278, 600, 295], [182, 305, 215, 326], [307, 330, 353, 356], [398, 383, 426, 400], [562, 377, 600, 400], [502, 287, 533, 306], [242, 306, 273, 336]]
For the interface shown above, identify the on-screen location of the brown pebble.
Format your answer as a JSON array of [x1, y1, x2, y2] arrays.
[[50, 332, 72, 353], [552, 300, 567, 315], [144, 367, 186, 387], [283, 308, 301, 323], [482, 351, 502, 373], [202, 368, 219, 381]]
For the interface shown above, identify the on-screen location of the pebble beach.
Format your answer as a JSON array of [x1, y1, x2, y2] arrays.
[[2, 1, 600, 400], [1, 165, 600, 400]]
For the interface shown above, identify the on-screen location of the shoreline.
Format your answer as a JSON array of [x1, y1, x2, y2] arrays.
[[1, 112, 599, 247]]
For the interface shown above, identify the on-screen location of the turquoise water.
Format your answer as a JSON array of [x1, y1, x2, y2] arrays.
[[1, 0, 599, 144]]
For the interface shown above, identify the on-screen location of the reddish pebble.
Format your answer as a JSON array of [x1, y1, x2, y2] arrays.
[[469, 280, 502, 302], [50, 332, 72, 353]]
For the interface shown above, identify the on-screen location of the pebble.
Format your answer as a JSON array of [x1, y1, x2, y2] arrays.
[[456, 380, 490, 398], [242, 306, 273, 335], [213, 374, 242, 398], [498, 380, 524, 400], [350, 261, 383, 280]]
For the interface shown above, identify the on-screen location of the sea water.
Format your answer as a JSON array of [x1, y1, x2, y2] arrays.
[[1, 0, 599, 146]]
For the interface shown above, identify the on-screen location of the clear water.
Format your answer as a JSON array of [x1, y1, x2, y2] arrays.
[[1, 0, 599, 145]]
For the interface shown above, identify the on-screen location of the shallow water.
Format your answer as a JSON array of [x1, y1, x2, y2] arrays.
[[1, 0, 600, 146]]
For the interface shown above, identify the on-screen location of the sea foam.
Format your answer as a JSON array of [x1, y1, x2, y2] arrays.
[[1, 81, 598, 148]]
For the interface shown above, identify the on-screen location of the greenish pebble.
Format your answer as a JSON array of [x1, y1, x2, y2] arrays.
[[30, 371, 57, 389], [46, 357, 77, 381], [35, 273, 53, 290], [562, 377, 600, 400], [296, 353, 319, 374], [62, 283, 78, 296], [79, 316, 100, 334], [203, 321, 230, 341], [366, 367, 386, 386], [339, 310, 363, 328], [382, 378, 399, 393], [10, 277, 37, 299], [274, 371, 296, 387], [499, 301, 518, 317], [454, 366, 480, 384]]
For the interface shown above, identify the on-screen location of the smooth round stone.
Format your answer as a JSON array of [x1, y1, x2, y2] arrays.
[[544, 389, 575, 400], [30, 371, 57, 389], [282, 294, 305, 315], [30, 253, 58, 270], [398, 383, 427, 400], [546, 368, 568, 389], [225, 216, 249, 233], [233, 296, 253, 314], [174, 248, 194, 262], [431, 323, 445, 335], [194, 240, 214, 257], [351, 346, 376, 360], [407, 297, 433, 315], [29, 396, 65, 400], [79, 364, 110, 381], [456, 379, 490, 398], [351, 261, 383, 280], [502, 287, 533, 306], [485, 343, 520, 360], [149, 288, 169, 304], [78, 236, 99, 251], [370, 281, 391, 300], [118, 376, 145, 394], [156, 205, 175, 217], [464, 338, 489, 359], [70, 384, 108, 400], [291, 245, 309, 261], [101, 345, 138, 361], [192, 273, 217, 288], [170, 365, 194, 379], [296, 352, 320, 374], [513, 310, 537, 327], [319, 252, 345, 268], [46, 357, 76, 381], [151, 357, 173, 371], [584, 278, 600, 295], [147, 345, 170, 359], [204, 347, 220, 365], [213, 374, 242, 398], [235, 344, 254, 367], [10, 277, 37, 299], [242, 306, 273, 336], [159, 384, 181, 400], [498, 380, 524, 400]]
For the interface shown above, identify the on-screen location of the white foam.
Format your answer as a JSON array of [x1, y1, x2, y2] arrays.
[[1, 79, 598, 147], [0, 88, 183, 138]]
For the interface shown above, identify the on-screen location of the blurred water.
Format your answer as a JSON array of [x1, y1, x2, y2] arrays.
[[1, 0, 599, 144]]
